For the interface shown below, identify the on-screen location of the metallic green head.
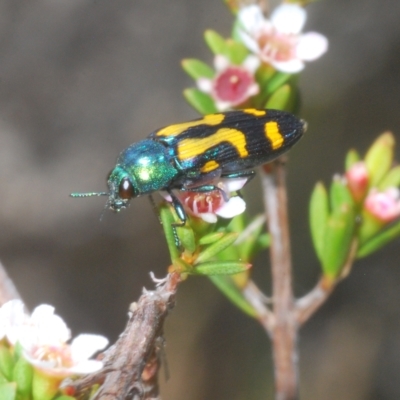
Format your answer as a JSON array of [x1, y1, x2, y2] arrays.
[[71, 139, 179, 213]]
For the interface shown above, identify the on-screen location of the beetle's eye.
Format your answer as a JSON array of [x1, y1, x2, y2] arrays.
[[118, 178, 135, 199]]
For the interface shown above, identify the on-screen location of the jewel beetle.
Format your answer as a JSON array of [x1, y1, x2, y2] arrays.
[[71, 108, 306, 223]]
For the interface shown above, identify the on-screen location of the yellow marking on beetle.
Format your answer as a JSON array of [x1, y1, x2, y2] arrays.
[[156, 114, 225, 137], [177, 128, 249, 161], [244, 108, 266, 117], [200, 160, 220, 173], [265, 121, 284, 149]]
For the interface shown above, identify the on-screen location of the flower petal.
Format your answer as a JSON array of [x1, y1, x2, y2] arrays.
[[200, 213, 218, 223], [221, 178, 248, 192], [238, 30, 261, 54], [271, 4, 306, 35], [197, 78, 213, 93], [215, 196, 246, 219], [68, 360, 105, 375], [70, 334, 108, 362], [242, 55, 261, 73], [214, 55, 230, 71], [238, 5, 266, 33], [296, 32, 328, 61], [271, 59, 304, 73]]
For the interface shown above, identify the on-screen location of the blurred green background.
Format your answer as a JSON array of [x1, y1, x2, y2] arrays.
[[1, 1, 400, 399]]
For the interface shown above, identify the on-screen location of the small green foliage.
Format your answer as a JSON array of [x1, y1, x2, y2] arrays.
[[198, 232, 225, 245], [209, 275, 257, 317], [378, 165, 400, 191], [345, 149, 360, 171], [176, 225, 196, 255], [204, 30, 226, 55], [364, 132, 395, 186], [194, 261, 250, 276], [183, 88, 218, 115], [224, 39, 249, 64], [54, 396, 76, 400], [0, 346, 14, 381], [309, 182, 329, 263], [321, 202, 355, 278], [265, 84, 292, 111], [329, 176, 353, 212], [12, 357, 33, 400], [0, 382, 16, 400], [309, 177, 356, 279], [195, 233, 239, 264], [357, 220, 400, 258], [264, 72, 292, 98], [181, 59, 214, 80]]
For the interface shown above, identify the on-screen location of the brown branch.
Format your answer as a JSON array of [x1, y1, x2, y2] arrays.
[[0, 260, 23, 304], [261, 159, 298, 400], [66, 272, 181, 400], [242, 279, 275, 333], [295, 239, 359, 325], [294, 276, 336, 326]]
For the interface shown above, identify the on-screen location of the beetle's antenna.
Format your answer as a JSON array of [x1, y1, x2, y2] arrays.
[[70, 192, 109, 198]]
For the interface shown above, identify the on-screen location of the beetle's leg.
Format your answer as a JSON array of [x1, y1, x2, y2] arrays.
[[167, 190, 187, 250], [221, 170, 256, 182]]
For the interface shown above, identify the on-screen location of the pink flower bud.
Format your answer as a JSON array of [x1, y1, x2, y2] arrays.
[[364, 187, 400, 222], [345, 161, 369, 202]]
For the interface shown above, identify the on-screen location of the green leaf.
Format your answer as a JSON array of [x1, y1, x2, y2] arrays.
[[357, 219, 400, 258], [54, 396, 76, 400], [329, 176, 354, 213], [204, 30, 226, 55], [378, 165, 400, 191], [209, 275, 257, 317], [176, 225, 196, 254], [181, 59, 214, 80], [224, 39, 249, 64], [195, 233, 239, 264], [0, 372, 7, 384], [265, 72, 292, 98], [0, 346, 14, 381], [13, 357, 33, 400], [265, 84, 291, 111], [183, 88, 218, 115], [194, 261, 250, 276], [32, 369, 62, 400], [159, 204, 180, 261], [0, 383, 16, 400], [309, 182, 329, 262], [364, 132, 395, 186], [234, 214, 267, 262], [198, 232, 225, 245], [357, 209, 385, 245], [321, 204, 355, 279], [345, 149, 361, 171]]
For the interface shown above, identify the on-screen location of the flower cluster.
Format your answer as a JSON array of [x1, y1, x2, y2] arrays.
[[183, 2, 328, 115], [0, 300, 108, 400], [345, 132, 400, 245], [309, 132, 400, 280]]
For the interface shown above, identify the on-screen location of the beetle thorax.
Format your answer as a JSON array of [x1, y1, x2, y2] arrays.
[[116, 140, 178, 195]]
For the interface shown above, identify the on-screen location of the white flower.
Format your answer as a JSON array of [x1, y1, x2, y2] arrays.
[[197, 55, 260, 111], [0, 299, 29, 345], [175, 178, 248, 223], [0, 302, 109, 377], [238, 4, 328, 73]]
